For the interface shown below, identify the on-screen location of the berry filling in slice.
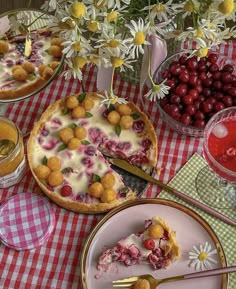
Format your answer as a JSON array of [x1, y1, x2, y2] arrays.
[[97, 216, 180, 271]]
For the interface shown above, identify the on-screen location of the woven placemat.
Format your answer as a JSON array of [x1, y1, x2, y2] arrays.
[[158, 153, 236, 289]]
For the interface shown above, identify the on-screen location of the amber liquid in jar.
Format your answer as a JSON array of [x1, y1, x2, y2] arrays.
[[0, 116, 26, 188]]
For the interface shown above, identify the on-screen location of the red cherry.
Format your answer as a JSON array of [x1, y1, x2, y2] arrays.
[[222, 64, 234, 73], [202, 101, 213, 113], [185, 104, 196, 115], [207, 53, 218, 64], [143, 238, 155, 250], [195, 110, 205, 120], [194, 119, 206, 128], [61, 185, 73, 197], [175, 83, 187, 96], [183, 94, 193, 105], [179, 72, 189, 83], [214, 102, 225, 112], [221, 72, 233, 83], [222, 95, 233, 107], [209, 64, 219, 73], [180, 113, 191, 125], [186, 57, 198, 71]]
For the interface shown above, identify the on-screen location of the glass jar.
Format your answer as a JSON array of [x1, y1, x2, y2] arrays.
[[0, 116, 26, 188]]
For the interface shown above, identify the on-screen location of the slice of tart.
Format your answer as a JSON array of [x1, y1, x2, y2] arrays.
[[97, 216, 180, 271], [27, 92, 157, 213]]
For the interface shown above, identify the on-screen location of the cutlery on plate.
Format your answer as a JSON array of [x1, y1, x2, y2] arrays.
[[112, 265, 236, 288], [109, 158, 236, 226]]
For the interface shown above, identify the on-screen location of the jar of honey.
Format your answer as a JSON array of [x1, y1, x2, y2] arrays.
[[0, 116, 26, 188]]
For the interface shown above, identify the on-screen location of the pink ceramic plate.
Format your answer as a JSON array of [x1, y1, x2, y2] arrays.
[[81, 199, 227, 289]]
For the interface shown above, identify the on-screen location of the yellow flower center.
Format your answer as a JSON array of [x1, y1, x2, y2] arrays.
[[198, 252, 208, 261], [73, 56, 87, 68], [108, 39, 120, 48], [134, 32, 145, 46], [111, 56, 124, 68], [152, 3, 166, 12], [88, 56, 98, 64], [153, 84, 161, 92], [111, 96, 119, 104], [59, 19, 76, 30], [107, 11, 118, 22], [87, 20, 99, 32], [218, 0, 234, 14], [184, 1, 194, 12], [72, 42, 82, 52], [94, 0, 105, 9], [196, 47, 209, 58], [196, 29, 203, 38], [70, 2, 86, 18]]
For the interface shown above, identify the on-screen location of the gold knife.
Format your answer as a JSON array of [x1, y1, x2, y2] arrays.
[[109, 158, 236, 226]]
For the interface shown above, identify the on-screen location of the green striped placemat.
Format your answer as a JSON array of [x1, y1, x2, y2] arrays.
[[158, 153, 236, 289]]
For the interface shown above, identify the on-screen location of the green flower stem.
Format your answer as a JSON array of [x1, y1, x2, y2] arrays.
[[110, 67, 115, 94]]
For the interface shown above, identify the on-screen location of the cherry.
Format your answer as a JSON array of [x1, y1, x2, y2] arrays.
[[202, 78, 213, 87], [183, 94, 193, 105], [209, 63, 219, 73], [180, 113, 191, 125], [185, 104, 196, 115], [143, 238, 155, 250], [170, 64, 181, 75], [214, 102, 225, 112], [179, 72, 190, 83], [166, 79, 177, 90], [61, 185, 73, 197], [207, 53, 218, 64], [189, 88, 199, 99], [222, 95, 233, 107], [188, 74, 198, 86], [213, 80, 223, 90], [202, 101, 213, 113], [228, 87, 236, 97], [170, 94, 181, 104], [175, 83, 187, 96], [186, 57, 198, 70], [222, 64, 234, 73], [195, 110, 205, 120], [221, 72, 233, 83], [194, 119, 206, 128]]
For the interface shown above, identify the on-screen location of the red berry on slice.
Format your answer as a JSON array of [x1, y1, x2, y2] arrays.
[[143, 238, 155, 250], [61, 185, 73, 197]]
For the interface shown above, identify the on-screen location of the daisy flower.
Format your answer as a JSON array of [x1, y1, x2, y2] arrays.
[[62, 56, 87, 80], [107, 0, 130, 10], [62, 33, 92, 58], [125, 18, 150, 58], [143, 0, 177, 23], [109, 50, 136, 72], [98, 90, 127, 108], [144, 79, 170, 102], [188, 242, 217, 270], [41, 0, 58, 12], [172, 0, 200, 19]]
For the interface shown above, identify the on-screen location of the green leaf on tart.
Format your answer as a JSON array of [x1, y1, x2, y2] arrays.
[[81, 140, 90, 145], [92, 174, 101, 183], [115, 124, 121, 136], [0, 53, 4, 58], [62, 107, 70, 115], [131, 113, 140, 120], [40, 179, 47, 186], [69, 123, 77, 129], [78, 93, 86, 103], [61, 167, 73, 174], [108, 104, 115, 112], [57, 143, 67, 151], [85, 112, 93, 118], [42, 156, 48, 165]]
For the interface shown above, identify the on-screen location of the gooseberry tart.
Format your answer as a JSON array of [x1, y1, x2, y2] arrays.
[[97, 216, 180, 271], [0, 29, 63, 100], [27, 92, 157, 213]]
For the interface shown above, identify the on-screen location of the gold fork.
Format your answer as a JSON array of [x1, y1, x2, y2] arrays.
[[112, 265, 236, 288]]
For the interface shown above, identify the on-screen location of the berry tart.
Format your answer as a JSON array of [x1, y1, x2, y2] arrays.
[[27, 92, 157, 213], [97, 216, 180, 271], [0, 29, 63, 100]]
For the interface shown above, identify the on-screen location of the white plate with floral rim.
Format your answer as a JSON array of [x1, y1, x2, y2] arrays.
[[80, 198, 228, 289]]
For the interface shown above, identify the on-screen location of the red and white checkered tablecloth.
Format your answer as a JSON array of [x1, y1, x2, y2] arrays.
[[0, 40, 236, 289]]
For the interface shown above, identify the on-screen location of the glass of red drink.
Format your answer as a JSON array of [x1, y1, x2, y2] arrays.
[[196, 107, 236, 208]]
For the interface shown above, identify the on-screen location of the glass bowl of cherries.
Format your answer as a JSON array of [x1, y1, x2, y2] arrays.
[[154, 51, 236, 137]]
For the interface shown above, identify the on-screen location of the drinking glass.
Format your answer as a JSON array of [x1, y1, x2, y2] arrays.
[[196, 107, 236, 208]]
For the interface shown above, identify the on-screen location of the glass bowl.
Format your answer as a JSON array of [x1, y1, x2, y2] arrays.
[[0, 9, 64, 104], [153, 51, 236, 138]]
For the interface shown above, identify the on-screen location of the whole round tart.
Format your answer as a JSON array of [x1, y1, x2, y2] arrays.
[[27, 92, 157, 213]]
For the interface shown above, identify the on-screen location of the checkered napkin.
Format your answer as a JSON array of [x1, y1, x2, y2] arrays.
[[158, 153, 236, 289]]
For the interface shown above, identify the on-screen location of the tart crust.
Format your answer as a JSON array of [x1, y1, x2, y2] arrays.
[[27, 92, 157, 214]]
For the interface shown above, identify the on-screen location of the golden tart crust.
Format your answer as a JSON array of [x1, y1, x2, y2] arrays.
[[27, 92, 157, 214]]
